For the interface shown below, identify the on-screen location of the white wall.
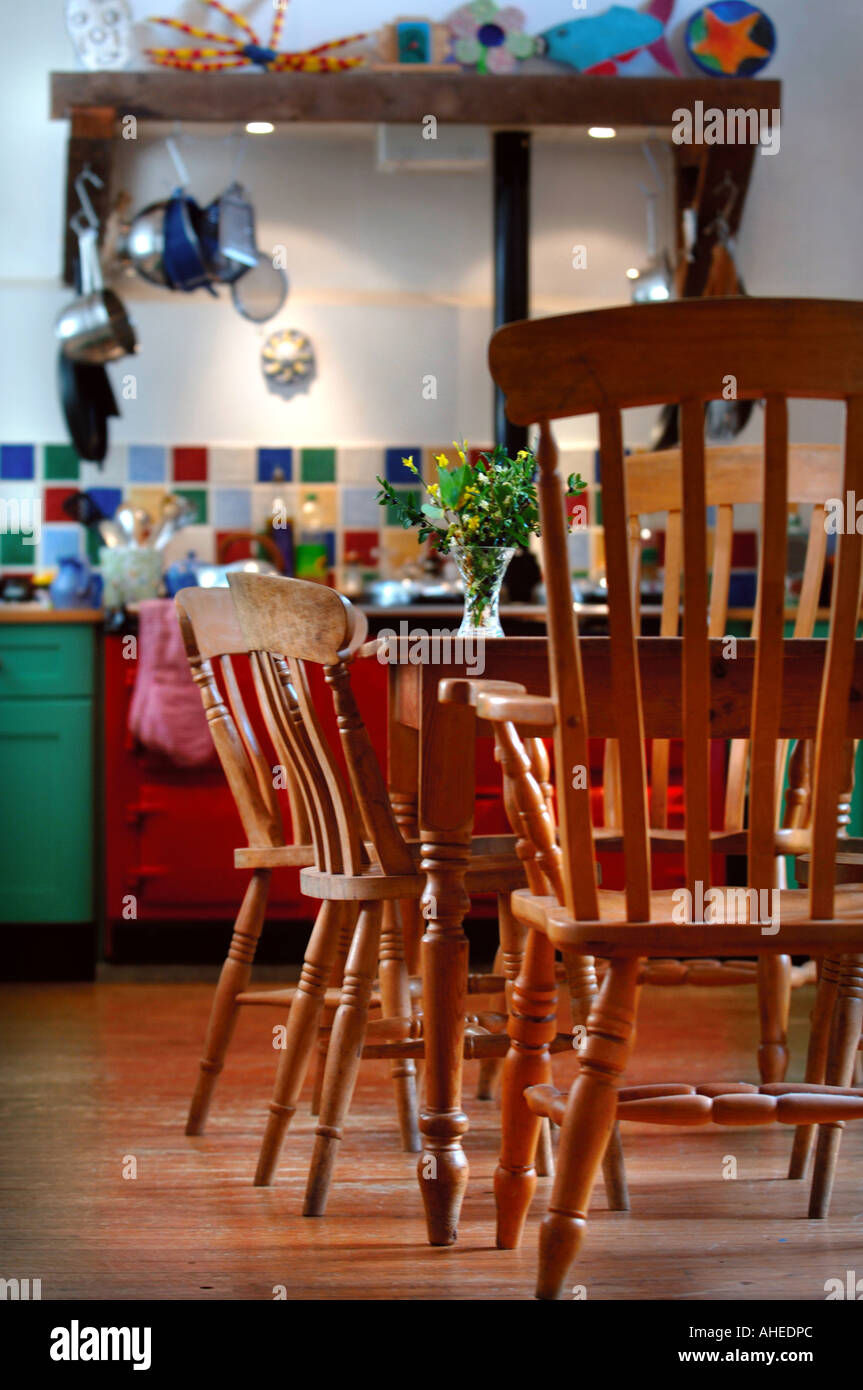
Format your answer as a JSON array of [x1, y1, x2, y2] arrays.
[[1, 0, 862, 449]]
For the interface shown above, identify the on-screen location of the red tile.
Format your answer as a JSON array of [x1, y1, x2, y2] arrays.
[[343, 530, 380, 566], [215, 530, 253, 563], [173, 447, 208, 482], [44, 486, 77, 523], [468, 447, 493, 467], [731, 531, 758, 568], [566, 491, 590, 526]]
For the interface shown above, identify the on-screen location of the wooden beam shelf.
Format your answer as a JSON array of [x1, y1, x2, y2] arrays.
[[51, 71, 781, 129]]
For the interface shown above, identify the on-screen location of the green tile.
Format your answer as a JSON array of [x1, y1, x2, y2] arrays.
[[86, 528, 103, 565], [0, 531, 31, 565], [301, 448, 336, 483], [175, 488, 208, 524], [386, 488, 419, 527], [44, 444, 80, 480]]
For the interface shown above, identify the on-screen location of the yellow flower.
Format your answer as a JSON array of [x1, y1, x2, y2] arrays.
[[434, 452, 449, 469], [427, 482, 440, 499], [453, 441, 467, 465], [402, 456, 418, 474], [467, 515, 481, 532]]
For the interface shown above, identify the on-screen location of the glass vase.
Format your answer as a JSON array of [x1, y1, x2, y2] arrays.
[[451, 545, 515, 639]]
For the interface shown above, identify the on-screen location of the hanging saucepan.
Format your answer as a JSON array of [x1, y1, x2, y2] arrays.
[[199, 182, 258, 285], [162, 189, 217, 293], [57, 349, 119, 464], [125, 200, 170, 286], [56, 219, 137, 364]]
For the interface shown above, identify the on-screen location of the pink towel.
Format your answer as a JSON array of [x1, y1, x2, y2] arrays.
[[128, 598, 216, 768]]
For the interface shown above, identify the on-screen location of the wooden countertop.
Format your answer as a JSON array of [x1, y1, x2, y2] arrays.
[[0, 605, 104, 624]]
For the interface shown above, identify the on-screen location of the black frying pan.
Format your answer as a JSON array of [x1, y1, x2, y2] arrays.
[[58, 349, 119, 463]]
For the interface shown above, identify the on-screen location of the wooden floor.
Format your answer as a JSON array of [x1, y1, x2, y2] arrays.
[[1, 978, 862, 1301]]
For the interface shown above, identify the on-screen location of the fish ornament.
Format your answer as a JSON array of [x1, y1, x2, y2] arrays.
[[537, 0, 680, 76]]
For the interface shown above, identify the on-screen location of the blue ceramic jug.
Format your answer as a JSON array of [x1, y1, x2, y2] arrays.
[[50, 556, 100, 610]]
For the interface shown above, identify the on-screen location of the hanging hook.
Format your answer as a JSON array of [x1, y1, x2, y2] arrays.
[[166, 125, 191, 189], [73, 165, 103, 231]]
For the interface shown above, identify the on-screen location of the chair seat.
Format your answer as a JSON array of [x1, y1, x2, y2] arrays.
[[511, 884, 863, 957], [234, 844, 316, 869], [302, 850, 525, 901]]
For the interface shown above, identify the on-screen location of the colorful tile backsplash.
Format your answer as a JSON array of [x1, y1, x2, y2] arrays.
[[2, 441, 722, 592]]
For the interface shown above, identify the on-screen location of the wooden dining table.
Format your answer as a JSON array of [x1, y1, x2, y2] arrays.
[[383, 633, 863, 1247]]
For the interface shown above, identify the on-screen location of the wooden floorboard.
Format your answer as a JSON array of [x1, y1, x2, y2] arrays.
[[1, 980, 861, 1301]]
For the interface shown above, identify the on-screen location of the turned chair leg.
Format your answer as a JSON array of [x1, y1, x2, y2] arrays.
[[253, 900, 355, 1187], [536, 957, 640, 1301], [563, 951, 629, 1210], [477, 945, 505, 1101], [186, 869, 271, 1136], [788, 956, 841, 1179], [379, 901, 420, 1153], [494, 927, 558, 1249], [808, 954, 863, 1218], [304, 902, 383, 1216], [310, 910, 354, 1116], [757, 953, 792, 1083]]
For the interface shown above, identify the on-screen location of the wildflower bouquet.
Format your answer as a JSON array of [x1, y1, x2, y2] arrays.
[[375, 443, 586, 553], [376, 444, 586, 636]]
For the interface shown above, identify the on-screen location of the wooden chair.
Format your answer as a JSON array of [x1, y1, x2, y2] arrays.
[[225, 571, 585, 1216], [175, 586, 327, 1136], [606, 443, 846, 1084], [481, 297, 863, 1298]]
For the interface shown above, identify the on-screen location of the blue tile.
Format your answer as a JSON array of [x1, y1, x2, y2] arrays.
[[128, 445, 167, 484], [257, 448, 293, 482], [1, 444, 35, 479], [341, 486, 383, 529], [40, 525, 83, 567], [728, 571, 757, 607], [87, 487, 123, 520], [385, 447, 422, 483], [213, 488, 252, 528]]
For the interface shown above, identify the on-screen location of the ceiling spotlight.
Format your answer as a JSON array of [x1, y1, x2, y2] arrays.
[[588, 126, 617, 139], [246, 121, 274, 135], [626, 267, 640, 280]]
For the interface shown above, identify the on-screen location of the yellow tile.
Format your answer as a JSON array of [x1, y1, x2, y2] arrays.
[[126, 487, 172, 525], [297, 485, 337, 529], [381, 526, 424, 573]]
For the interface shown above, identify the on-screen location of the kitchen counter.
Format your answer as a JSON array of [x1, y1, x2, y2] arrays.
[[0, 605, 104, 624]]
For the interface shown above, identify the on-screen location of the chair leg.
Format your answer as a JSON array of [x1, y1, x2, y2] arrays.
[[494, 927, 558, 1249], [808, 954, 863, 1218], [757, 953, 792, 1082], [562, 951, 629, 1210], [186, 869, 271, 1136], [253, 900, 355, 1187], [379, 901, 420, 1153], [304, 902, 383, 1216], [788, 956, 841, 1179], [536, 956, 640, 1301], [310, 910, 354, 1116], [477, 948, 505, 1101]]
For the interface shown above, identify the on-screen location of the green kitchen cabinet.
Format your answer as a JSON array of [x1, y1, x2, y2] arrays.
[[0, 623, 96, 923]]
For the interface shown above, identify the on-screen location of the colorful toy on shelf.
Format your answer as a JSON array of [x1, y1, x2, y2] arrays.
[[685, 2, 776, 77], [378, 16, 450, 67], [146, 0, 368, 73], [537, 0, 679, 76], [447, 3, 538, 74]]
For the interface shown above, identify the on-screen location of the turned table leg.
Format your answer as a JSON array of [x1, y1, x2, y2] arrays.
[[415, 689, 478, 1245], [418, 834, 472, 1244]]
